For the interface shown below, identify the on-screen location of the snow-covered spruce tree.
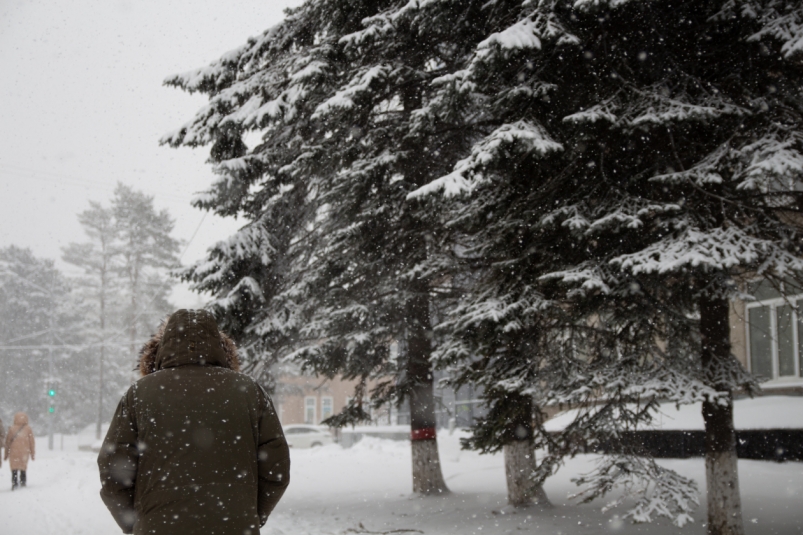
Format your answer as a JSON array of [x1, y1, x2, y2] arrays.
[[0, 246, 89, 431], [176, 126, 316, 390], [163, 0, 498, 494], [412, 0, 803, 532]]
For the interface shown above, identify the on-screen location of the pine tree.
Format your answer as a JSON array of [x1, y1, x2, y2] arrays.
[[64, 186, 180, 431], [63, 201, 120, 439], [112, 183, 180, 358], [163, 0, 504, 493], [412, 0, 803, 532]]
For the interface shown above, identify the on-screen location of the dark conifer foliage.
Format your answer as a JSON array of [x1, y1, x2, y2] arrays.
[[164, 0, 494, 493], [165, 0, 803, 523], [412, 0, 803, 530]]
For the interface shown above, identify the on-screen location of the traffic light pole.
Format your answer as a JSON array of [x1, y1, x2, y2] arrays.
[[48, 314, 55, 450]]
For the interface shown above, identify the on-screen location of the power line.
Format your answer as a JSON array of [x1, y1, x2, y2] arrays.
[[0, 342, 130, 351], [0, 163, 197, 205], [6, 328, 56, 344]]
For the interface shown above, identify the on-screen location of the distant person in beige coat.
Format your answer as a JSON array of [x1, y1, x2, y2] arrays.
[[5, 412, 35, 490]]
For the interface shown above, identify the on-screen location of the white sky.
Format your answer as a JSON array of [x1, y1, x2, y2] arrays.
[[0, 0, 302, 307]]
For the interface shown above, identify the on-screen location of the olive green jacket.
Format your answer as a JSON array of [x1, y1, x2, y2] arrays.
[[98, 310, 290, 535]]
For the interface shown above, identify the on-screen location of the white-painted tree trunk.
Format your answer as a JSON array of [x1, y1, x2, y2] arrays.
[[411, 439, 449, 494], [504, 440, 550, 507], [700, 297, 745, 535], [705, 447, 744, 535]]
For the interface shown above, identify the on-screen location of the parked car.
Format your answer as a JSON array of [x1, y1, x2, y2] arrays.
[[282, 424, 334, 448]]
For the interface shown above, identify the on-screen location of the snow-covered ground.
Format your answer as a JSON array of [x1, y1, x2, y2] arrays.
[[1, 430, 801, 535]]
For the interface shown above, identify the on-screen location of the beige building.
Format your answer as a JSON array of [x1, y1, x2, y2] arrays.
[[274, 374, 398, 426]]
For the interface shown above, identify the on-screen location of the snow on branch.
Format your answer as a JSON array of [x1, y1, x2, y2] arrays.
[[461, 8, 579, 78], [181, 223, 278, 290], [313, 65, 391, 119], [625, 89, 748, 127], [290, 60, 328, 83], [477, 17, 542, 53], [163, 19, 292, 97], [650, 144, 728, 186], [570, 0, 643, 12], [436, 286, 551, 335], [612, 227, 803, 276], [341, 0, 448, 47], [212, 276, 266, 311], [163, 42, 249, 94], [408, 120, 562, 199], [335, 151, 400, 183], [541, 198, 682, 234], [572, 456, 699, 527], [563, 103, 619, 125], [734, 132, 803, 192], [747, 1, 803, 59], [540, 263, 614, 297]]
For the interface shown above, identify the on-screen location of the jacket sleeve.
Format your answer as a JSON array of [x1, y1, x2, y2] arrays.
[[28, 427, 35, 460], [256, 387, 290, 526], [97, 390, 139, 534]]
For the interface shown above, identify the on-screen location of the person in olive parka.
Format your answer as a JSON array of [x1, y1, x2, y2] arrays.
[[98, 309, 290, 535]]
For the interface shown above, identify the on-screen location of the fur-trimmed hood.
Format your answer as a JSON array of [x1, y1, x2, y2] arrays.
[[139, 309, 239, 376]]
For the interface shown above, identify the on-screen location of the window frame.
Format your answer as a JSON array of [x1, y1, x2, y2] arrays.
[[304, 396, 317, 425], [745, 280, 803, 381], [321, 396, 334, 422]]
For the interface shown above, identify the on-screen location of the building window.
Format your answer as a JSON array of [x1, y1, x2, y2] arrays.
[[321, 397, 333, 422], [304, 396, 317, 424], [746, 279, 803, 380]]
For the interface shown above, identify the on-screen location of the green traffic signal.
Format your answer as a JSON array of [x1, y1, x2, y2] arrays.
[[48, 407, 55, 413], [48, 389, 56, 396]]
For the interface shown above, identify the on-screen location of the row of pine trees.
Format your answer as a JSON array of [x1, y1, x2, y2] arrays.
[[165, 1, 803, 534], [0, 184, 179, 438]]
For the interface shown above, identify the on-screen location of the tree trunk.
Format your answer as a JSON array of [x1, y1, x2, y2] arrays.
[[504, 394, 550, 508], [700, 296, 744, 535], [407, 284, 449, 495]]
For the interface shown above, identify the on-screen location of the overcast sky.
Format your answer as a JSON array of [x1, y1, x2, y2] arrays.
[[0, 0, 302, 307]]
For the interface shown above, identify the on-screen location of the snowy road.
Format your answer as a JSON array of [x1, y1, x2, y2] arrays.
[[1, 431, 801, 535]]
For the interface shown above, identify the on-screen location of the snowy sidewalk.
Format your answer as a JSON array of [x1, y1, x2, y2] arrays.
[[0, 431, 801, 535]]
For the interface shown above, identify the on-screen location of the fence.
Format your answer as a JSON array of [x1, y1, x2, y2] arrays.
[[553, 429, 803, 462]]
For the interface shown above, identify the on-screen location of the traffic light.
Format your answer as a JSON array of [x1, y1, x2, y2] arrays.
[[47, 382, 56, 413]]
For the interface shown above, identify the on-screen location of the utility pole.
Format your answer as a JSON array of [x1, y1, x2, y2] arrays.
[[48, 312, 55, 451], [47, 381, 57, 449], [47, 311, 56, 451], [97, 282, 106, 440]]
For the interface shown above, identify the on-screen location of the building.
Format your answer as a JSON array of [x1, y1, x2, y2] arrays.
[[274, 374, 401, 426], [274, 370, 485, 428]]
